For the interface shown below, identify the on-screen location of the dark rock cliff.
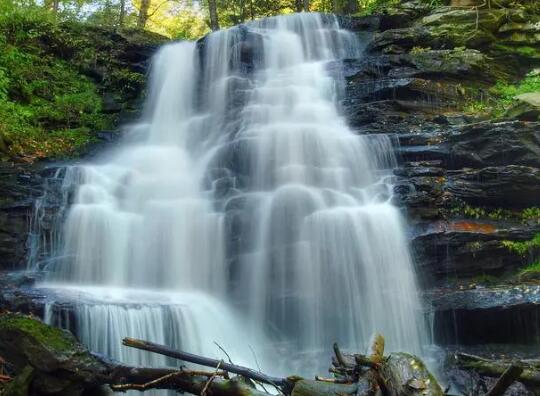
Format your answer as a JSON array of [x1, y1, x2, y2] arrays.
[[341, 0, 540, 353]]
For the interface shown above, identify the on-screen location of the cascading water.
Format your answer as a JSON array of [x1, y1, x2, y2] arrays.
[[32, 12, 429, 386]]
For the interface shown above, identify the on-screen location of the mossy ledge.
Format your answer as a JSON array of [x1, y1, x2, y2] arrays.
[[0, 312, 109, 395]]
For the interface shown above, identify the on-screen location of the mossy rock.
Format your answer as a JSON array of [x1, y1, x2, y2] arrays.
[[406, 48, 507, 82], [491, 44, 540, 60], [380, 352, 444, 396], [3, 366, 34, 396], [505, 92, 540, 120], [421, 9, 506, 32], [0, 313, 108, 395], [414, 8, 508, 49]]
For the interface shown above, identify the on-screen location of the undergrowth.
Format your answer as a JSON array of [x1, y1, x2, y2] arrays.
[[464, 70, 540, 117]]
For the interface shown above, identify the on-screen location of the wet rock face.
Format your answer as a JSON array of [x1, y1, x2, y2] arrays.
[[412, 224, 540, 282], [0, 164, 45, 271], [448, 121, 540, 169], [341, 0, 540, 352], [448, 166, 540, 207]]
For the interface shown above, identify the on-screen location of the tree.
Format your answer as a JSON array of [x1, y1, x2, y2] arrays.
[[137, 0, 150, 28], [119, 0, 126, 26], [208, 0, 219, 30]]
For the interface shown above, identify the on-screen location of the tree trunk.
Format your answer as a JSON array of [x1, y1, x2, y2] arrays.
[[303, 0, 310, 11], [208, 0, 220, 31], [332, 0, 339, 14], [137, 0, 151, 29], [119, 0, 126, 27], [344, 0, 358, 14]]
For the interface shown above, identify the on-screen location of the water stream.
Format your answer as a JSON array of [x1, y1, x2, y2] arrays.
[[31, 12, 429, 387]]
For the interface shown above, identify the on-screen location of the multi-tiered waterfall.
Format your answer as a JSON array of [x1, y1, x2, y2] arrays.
[[33, 12, 429, 382]]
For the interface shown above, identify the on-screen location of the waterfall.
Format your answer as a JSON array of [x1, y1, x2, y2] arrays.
[[34, 12, 429, 384]]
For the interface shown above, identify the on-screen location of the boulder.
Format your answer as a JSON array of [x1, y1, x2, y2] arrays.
[[505, 92, 540, 121], [420, 9, 506, 33], [380, 353, 443, 396], [0, 313, 109, 395]]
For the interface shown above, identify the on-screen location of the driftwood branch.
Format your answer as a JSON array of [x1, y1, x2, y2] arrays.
[[109, 366, 267, 395], [333, 342, 354, 368], [123, 337, 290, 388], [485, 365, 524, 396]]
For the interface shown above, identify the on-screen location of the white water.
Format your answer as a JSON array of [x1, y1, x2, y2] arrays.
[[35, 12, 429, 386]]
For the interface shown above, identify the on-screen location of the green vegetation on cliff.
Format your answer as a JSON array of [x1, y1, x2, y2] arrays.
[[465, 70, 540, 118], [0, 7, 104, 159], [0, 5, 165, 161], [503, 233, 540, 256]]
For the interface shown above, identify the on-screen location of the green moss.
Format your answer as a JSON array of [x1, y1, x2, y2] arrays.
[[515, 46, 540, 58], [0, 313, 73, 352]]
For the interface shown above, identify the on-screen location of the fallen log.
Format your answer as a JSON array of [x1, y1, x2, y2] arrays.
[[0, 312, 449, 396], [485, 365, 524, 396], [111, 370, 270, 396], [454, 353, 540, 388], [123, 337, 290, 389], [291, 379, 357, 396]]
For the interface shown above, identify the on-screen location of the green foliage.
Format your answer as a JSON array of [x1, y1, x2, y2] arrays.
[[519, 260, 540, 275], [491, 70, 540, 114], [107, 68, 146, 97], [462, 100, 489, 114], [0, 6, 108, 159], [502, 233, 540, 257], [465, 70, 540, 117], [451, 202, 511, 220], [410, 46, 432, 54], [463, 205, 487, 219], [521, 208, 540, 225], [450, 202, 540, 225]]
